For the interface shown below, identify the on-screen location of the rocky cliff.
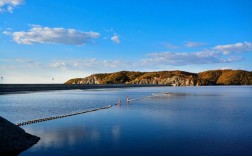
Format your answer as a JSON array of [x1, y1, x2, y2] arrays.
[[65, 70, 252, 86]]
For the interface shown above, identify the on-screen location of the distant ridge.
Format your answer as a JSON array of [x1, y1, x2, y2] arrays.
[[65, 69, 252, 86]]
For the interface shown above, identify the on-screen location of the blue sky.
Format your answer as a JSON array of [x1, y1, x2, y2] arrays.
[[0, 0, 252, 83]]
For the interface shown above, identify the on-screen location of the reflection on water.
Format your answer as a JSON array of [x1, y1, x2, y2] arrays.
[[34, 125, 106, 149], [22, 114, 123, 155], [1, 86, 252, 155], [26, 126, 87, 148], [112, 125, 121, 142]]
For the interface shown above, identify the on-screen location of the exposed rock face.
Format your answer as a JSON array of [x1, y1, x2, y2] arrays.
[[65, 70, 252, 86], [130, 76, 196, 86], [0, 116, 40, 155], [78, 76, 101, 84]]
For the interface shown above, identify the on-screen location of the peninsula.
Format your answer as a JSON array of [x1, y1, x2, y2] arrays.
[[65, 69, 252, 86]]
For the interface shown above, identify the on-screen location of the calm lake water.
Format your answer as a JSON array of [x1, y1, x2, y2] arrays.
[[1, 86, 252, 155]]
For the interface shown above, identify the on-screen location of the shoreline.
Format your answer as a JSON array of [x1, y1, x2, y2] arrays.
[[1, 84, 250, 95], [0, 84, 169, 94]]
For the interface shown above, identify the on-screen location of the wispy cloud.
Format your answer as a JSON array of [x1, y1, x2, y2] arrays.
[[213, 41, 252, 54], [0, 0, 23, 13], [139, 41, 251, 67], [163, 42, 178, 49], [111, 34, 120, 44], [184, 41, 207, 48], [50, 58, 130, 72], [49, 49, 244, 71], [218, 66, 232, 70], [139, 51, 240, 66], [3, 25, 100, 45], [0, 58, 42, 67], [6, 42, 247, 71]]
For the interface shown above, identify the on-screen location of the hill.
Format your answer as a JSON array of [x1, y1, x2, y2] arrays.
[[65, 70, 252, 86]]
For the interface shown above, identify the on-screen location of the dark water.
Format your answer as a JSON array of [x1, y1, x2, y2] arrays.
[[1, 86, 252, 155]]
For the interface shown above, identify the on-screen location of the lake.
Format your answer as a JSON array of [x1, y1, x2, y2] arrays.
[[1, 86, 252, 155]]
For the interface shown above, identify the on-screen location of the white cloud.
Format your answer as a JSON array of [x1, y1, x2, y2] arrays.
[[185, 41, 206, 47], [213, 41, 252, 54], [0, 0, 23, 13], [4, 25, 100, 45], [111, 34, 120, 44]]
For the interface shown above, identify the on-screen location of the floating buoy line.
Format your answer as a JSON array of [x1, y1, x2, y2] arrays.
[[16, 93, 168, 127], [16, 104, 116, 127]]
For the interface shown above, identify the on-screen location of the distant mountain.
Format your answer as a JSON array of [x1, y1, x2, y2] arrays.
[[65, 70, 252, 86]]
